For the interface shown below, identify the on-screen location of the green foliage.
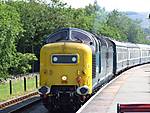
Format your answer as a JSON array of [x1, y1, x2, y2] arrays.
[[0, 4, 23, 78], [7, 1, 52, 53], [127, 20, 146, 43], [0, 3, 38, 78], [9, 53, 38, 74], [0, 0, 147, 78], [98, 24, 122, 40], [106, 10, 129, 41], [105, 10, 146, 43]]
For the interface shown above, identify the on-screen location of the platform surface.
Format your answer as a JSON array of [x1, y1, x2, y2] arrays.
[[79, 64, 150, 113]]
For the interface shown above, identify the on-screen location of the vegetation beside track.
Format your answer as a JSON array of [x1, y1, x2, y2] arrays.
[[0, 74, 39, 102]]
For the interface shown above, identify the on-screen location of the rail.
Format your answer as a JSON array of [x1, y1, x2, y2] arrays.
[[8, 97, 40, 113], [0, 91, 39, 109]]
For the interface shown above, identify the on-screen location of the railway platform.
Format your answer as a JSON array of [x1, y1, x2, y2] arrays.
[[77, 64, 150, 113]]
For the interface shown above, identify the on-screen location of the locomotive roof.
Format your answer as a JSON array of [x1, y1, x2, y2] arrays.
[[107, 39, 127, 47], [45, 28, 94, 44], [123, 42, 138, 48], [46, 28, 150, 51], [108, 39, 139, 48], [102, 36, 114, 47]]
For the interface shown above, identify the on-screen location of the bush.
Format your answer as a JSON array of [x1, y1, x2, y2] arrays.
[[9, 53, 38, 75]]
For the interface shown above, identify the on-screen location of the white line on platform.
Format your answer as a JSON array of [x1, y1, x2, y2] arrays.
[[76, 73, 123, 113]]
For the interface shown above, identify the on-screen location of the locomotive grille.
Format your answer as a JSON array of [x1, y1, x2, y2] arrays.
[[92, 54, 96, 78], [50, 85, 77, 94]]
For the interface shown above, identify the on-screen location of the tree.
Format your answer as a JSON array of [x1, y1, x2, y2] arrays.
[[0, 4, 23, 78], [127, 19, 145, 43], [9, 53, 37, 75]]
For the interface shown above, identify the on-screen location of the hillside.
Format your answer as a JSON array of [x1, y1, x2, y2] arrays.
[[126, 11, 150, 28]]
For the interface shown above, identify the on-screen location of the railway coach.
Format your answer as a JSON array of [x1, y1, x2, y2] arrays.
[[38, 28, 150, 112]]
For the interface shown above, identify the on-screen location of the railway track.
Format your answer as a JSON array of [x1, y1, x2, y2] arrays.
[[0, 91, 80, 113], [0, 92, 41, 113], [6, 98, 40, 113]]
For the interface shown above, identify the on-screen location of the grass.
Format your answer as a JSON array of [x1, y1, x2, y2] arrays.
[[0, 76, 39, 102]]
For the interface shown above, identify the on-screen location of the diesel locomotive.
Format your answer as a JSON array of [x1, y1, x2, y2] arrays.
[[38, 28, 150, 112]]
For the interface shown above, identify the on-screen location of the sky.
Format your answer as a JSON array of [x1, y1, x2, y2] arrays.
[[62, 0, 150, 12]]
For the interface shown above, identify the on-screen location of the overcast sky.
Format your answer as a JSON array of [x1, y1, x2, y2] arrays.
[[62, 0, 150, 12]]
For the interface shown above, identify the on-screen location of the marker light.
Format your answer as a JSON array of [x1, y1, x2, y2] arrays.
[[76, 76, 82, 84], [62, 75, 67, 81]]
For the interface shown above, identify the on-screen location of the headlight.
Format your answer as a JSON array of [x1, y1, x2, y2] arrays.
[[53, 57, 58, 62], [72, 57, 77, 62], [62, 75, 67, 81]]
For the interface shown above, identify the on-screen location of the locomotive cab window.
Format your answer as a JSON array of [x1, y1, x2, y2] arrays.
[[71, 31, 92, 43], [46, 30, 68, 43], [51, 54, 78, 64]]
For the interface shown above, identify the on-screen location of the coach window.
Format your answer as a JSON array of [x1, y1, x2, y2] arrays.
[[46, 30, 68, 43]]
